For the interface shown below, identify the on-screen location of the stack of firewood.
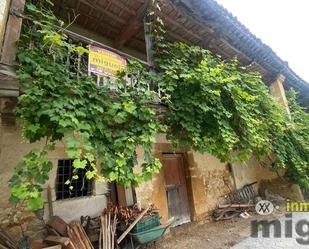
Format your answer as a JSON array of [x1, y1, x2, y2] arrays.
[[103, 203, 158, 226], [99, 204, 156, 248]]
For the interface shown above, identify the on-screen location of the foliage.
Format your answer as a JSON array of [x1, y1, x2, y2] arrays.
[[154, 42, 309, 188], [10, 0, 309, 210], [10, 1, 163, 209], [9, 144, 54, 209], [155, 42, 286, 162], [271, 89, 309, 189]]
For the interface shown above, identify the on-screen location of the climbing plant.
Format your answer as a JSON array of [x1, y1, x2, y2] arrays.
[[154, 42, 309, 188], [10, 0, 309, 210], [271, 89, 309, 189], [10, 0, 163, 209], [155, 42, 285, 162]]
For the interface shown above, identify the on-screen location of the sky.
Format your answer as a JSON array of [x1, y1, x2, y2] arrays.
[[215, 0, 309, 82]]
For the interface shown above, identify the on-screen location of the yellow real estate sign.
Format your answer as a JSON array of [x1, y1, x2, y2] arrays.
[[88, 45, 127, 78]]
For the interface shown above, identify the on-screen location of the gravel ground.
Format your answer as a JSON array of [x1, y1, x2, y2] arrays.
[[147, 207, 286, 249]]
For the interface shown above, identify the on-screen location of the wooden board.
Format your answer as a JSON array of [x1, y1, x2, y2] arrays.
[[68, 223, 93, 249], [43, 245, 62, 249], [117, 206, 150, 244], [0, 243, 9, 249], [47, 216, 68, 236], [45, 236, 70, 246]]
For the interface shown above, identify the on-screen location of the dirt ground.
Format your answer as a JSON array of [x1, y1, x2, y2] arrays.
[[146, 207, 285, 249]]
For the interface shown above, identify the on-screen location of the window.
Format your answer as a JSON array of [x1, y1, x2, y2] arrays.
[[56, 159, 92, 200]]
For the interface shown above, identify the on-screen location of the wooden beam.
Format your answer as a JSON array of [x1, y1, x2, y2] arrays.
[[116, 185, 127, 206], [45, 236, 71, 246], [158, 12, 203, 42], [117, 206, 150, 244], [168, 0, 214, 33], [1, 0, 25, 65], [79, 0, 127, 25], [107, 0, 136, 15], [62, 28, 149, 66], [114, 0, 152, 49]]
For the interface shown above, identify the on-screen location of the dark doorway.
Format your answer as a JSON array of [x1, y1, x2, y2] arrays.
[[162, 154, 191, 226], [108, 183, 136, 207]]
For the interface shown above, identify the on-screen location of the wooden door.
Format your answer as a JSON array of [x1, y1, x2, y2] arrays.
[[162, 154, 191, 226]]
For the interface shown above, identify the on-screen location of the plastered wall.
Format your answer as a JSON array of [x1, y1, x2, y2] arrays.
[[189, 151, 234, 219], [0, 126, 286, 239], [134, 134, 236, 223], [231, 157, 278, 190], [0, 119, 108, 238]]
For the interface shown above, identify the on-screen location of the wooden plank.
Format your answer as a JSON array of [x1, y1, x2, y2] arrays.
[[107, 214, 110, 249], [218, 204, 254, 209], [47, 227, 61, 236], [117, 206, 150, 244], [76, 224, 94, 249], [74, 225, 86, 249], [100, 216, 104, 249], [67, 227, 80, 249], [107, 213, 111, 249], [43, 245, 62, 249], [47, 216, 68, 237], [72, 225, 87, 249], [45, 236, 70, 246], [104, 215, 107, 249], [47, 185, 54, 219], [0, 227, 17, 249], [116, 185, 127, 207], [111, 214, 117, 249], [158, 12, 203, 41], [1, 0, 25, 65], [79, 0, 126, 25], [0, 243, 9, 249], [64, 241, 76, 249], [108, 0, 136, 15]]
